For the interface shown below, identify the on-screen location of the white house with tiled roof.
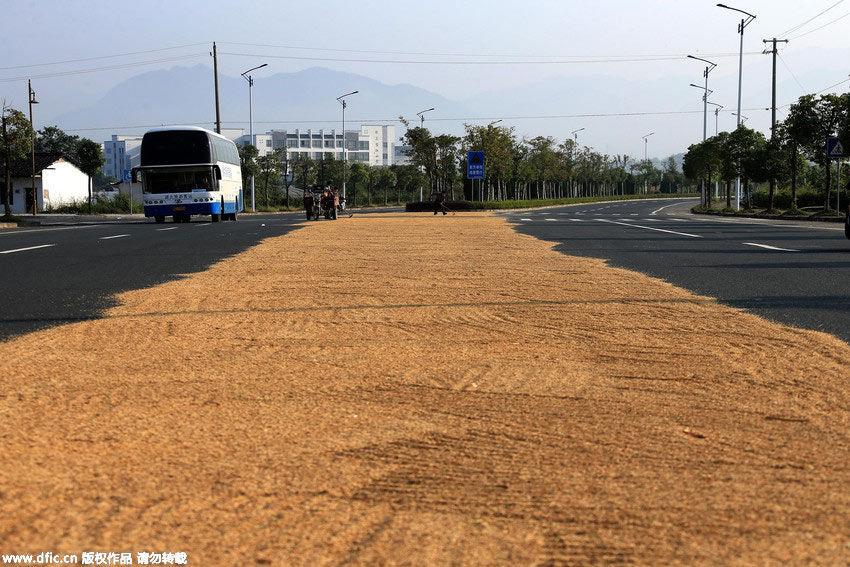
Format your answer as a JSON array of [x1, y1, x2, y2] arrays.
[[3, 152, 89, 214]]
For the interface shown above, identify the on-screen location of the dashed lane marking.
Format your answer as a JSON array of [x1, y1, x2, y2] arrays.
[[98, 234, 130, 240], [0, 244, 56, 254], [599, 219, 703, 238], [743, 242, 800, 252]]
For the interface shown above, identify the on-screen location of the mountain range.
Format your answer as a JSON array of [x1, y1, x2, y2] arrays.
[[49, 59, 846, 161]]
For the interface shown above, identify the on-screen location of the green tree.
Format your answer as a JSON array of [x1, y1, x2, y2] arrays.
[[35, 125, 80, 161], [1, 104, 34, 217], [238, 144, 259, 189], [348, 162, 369, 207], [76, 138, 105, 214], [256, 149, 284, 208]]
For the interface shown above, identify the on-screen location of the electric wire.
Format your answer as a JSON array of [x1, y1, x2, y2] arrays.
[[217, 50, 758, 66], [64, 108, 770, 133], [0, 54, 208, 83], [218, 41, 749, 61], [776, 53, 808, 94], [0, 43, 210, 72], [789, 10, 850, 40], [777, 0, 846, 36]]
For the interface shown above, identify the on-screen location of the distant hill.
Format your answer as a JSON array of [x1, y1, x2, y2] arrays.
[[52, 65, 472, 141]]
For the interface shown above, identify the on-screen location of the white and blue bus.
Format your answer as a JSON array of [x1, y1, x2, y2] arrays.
[[135, 126, 243, 223]]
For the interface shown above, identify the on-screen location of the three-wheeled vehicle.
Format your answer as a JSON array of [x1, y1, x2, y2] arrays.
[[304, 186, 339, 220]]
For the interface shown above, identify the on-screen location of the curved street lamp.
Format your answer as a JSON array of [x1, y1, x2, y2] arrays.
[[241, 63, 268, 212], [687, 55, 717, 142], [718, 3, 756, 211], [642, 132, 655, 194], [337, 90, 358, 200], [706, 101, 723, 135], [28, 79, 39, 216], [417, 107, 434, 128]]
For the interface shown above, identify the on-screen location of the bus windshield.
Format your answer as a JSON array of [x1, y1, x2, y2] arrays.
[[143, 169, 217, 194]]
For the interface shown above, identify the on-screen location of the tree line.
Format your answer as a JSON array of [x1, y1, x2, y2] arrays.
[[238, 121, 691, 210], [237, 144, 430, 209], [683, 93, 850, 212], [398, 118, 687, 201]]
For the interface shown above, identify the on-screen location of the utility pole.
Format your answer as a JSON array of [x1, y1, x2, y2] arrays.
[[212, 42, 221, 134], [28, 80, 38, 216], [763, 38, 788, 136], [763, 37, 788, 210]]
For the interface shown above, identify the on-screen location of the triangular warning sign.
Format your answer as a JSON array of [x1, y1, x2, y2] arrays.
[[470, 153, 483, 165], [830, 140, 845, 157]]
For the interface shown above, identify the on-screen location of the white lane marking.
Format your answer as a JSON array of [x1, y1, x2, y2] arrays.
[[569, 219, 585, 222], [670, 218, 686, 222], [743, 242, 799, 252], [99, 234, 130, 240], [630, 213, 639, 216], [0, 225, 101, 237], [544, 218, 558, 221], [651, 202, 686, 215], [599, 219, 703, 238], [612, 213, 621, 216], [641, 218, 660, 222], [0, 244, 56, 254], [156, 227, 178, 231], [520, 218, 533, 221], [692, 215, 843, 231]]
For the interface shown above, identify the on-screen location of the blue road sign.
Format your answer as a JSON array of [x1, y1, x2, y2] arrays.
[[827, 137, 848, 159], [123, 169, 132, 183], [467, 151, 485, 179]]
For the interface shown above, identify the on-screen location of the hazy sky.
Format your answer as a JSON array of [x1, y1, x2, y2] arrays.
[[3, 0, 850, 158]]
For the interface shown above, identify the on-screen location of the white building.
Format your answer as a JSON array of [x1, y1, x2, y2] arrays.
[[102, 135, 143, 181], [3, 153, 89, 214], [236, 125, 396, 167]]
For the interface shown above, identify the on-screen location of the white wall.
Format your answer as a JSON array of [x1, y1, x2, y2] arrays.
[[42, 160, 90, 209]]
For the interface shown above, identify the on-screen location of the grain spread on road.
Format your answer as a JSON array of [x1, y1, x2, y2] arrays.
[[2, 212, 849, 566]]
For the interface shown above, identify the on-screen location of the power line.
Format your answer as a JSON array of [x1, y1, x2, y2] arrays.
[[776, 53, 808, 94], [778, 76, 850, 108], [66, 109, 769, 133], [217, 50, 758, 66], [0, 54, 208, 83], [777, 0, 846, 36], [0, 43, 210, 72], [789, 10, 850, 39], [218, 41, 750, 61]]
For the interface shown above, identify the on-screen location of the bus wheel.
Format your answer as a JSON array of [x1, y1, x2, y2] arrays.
[[211, 213, 221, 223], [154, 216, 165, 224], [231, 212, 238, 221]]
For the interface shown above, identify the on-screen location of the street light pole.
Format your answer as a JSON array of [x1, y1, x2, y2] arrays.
[[571, 128, 584, 197], [706, 102, 723, 136], [687, 55, 717, 142], [241, 63, 267, 213], [337, 91, 359, 201], [417, 107, 434, 128], [28, 79, 38, 216], [718, 3, 756, 211], [642, 132, 654, 194]]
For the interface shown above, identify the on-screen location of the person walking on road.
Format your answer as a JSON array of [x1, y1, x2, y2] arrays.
[[434, 191, 448, 215]]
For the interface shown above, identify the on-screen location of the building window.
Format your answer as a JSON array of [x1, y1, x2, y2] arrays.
[[300, 140, 309, 148]]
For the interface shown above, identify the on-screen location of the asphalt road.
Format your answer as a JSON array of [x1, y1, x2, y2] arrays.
[[504, 198, 850, 343], [0, 213, 312, 341]]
